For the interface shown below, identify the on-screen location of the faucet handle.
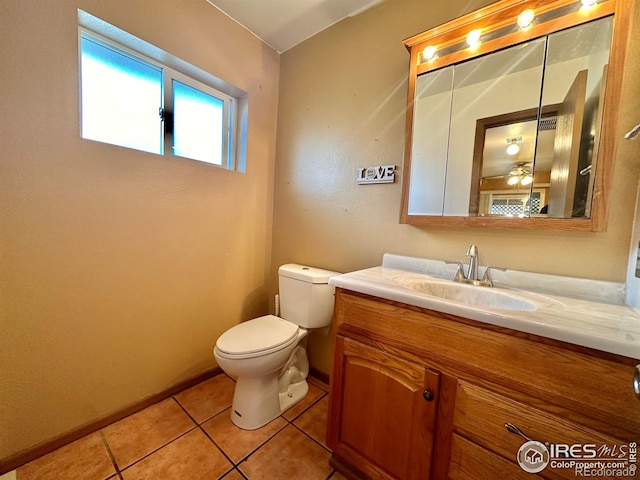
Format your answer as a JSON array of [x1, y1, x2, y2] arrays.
[[481, 266, 506, 287], [445, 261, 465, 282]]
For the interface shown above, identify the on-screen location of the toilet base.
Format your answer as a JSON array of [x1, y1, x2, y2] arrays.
[[230, 376, 309, 430], [279, 378, 309, 412]]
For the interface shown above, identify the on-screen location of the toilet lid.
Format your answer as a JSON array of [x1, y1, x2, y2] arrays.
[[216, 315, 299, 356]]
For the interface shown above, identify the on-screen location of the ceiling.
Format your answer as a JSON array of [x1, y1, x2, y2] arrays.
[[205, 0, 384, 53], [482, 120, 555, 179]]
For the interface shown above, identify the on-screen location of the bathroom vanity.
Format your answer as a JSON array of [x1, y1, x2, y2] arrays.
[[326, 255, 640, 480]]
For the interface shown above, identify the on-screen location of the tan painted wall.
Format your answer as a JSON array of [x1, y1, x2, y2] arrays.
[[0, 0, 279, 462], [272, 0, 640, 374]]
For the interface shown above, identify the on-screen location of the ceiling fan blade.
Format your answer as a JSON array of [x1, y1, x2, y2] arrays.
[[482, 174, 507, 179]]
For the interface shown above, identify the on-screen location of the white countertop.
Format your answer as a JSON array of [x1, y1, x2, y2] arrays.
[[329, 254, 640, 359]]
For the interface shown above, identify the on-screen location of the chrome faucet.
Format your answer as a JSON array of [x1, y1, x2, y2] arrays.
[[445, 244, 505, 287], [466, 244, 479, 282]]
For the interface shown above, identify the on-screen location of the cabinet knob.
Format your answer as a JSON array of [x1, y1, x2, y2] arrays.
[[634, 365, 640, 400], [423, 390, 434, 401]]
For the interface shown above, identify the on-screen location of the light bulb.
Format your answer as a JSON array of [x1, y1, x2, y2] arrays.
[[581, 0, 597, 7], [507, 176, 519, 185], [517, 9, 535, 29], [467, 30, 481, 48], [506, 142, 520, 155], [422, 45, 437, 61], [521, 175, 533, 185]]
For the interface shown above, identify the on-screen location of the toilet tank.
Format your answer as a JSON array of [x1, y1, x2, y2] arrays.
[[278, 264, 341, 328]]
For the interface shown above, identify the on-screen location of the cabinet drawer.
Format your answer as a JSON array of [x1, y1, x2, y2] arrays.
[[453, 381, 626, 479], [448, 434, 532, 480]]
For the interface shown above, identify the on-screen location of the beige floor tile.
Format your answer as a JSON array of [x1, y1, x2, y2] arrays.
[[16, 432, 114, 480], [282, 383, 326, 421], [120, 429, 232, 480], [220, 469, 245, 480], [238, 425, 331, 480], [293, 395, 328, 447], [308, 375, 330, 392], [102, 398, 195, 469], [202, 410, 287, 464], [174, 375, 235, 424]]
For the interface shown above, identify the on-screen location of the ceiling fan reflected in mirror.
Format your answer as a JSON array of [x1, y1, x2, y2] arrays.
[[508, 162, 533, 185], [483, 162, 533, 186]]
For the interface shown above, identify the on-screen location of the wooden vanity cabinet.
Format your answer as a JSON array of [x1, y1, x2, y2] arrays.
[[327, 288, 640, 480]]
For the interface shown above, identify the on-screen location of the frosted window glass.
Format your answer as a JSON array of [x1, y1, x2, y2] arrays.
[[172, 80, 224, 165], [81, 37, 162, 154]]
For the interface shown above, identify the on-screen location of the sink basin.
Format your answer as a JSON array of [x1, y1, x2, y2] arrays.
[[393, 275, 537, 311]]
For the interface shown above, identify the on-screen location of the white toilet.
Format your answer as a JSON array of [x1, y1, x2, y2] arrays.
[[213, 264, 340, 430]]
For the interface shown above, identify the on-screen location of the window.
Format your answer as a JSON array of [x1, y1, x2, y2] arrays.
[[78, 11, 246, 171], [81, 37, 163, 155], [171, 79, 226, 165], [481, 191, 544, 217]]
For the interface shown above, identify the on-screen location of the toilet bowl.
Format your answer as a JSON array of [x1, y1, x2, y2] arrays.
[[213, 264, 339, 430], [214, 315, 308, 429]]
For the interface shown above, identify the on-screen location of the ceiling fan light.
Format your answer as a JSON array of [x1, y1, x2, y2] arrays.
[[507, 176, 519, 185], [506, 143, 520, 155], [521, 175, 533, 185]]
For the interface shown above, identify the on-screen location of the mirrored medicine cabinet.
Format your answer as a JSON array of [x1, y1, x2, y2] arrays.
[[400, 0, 634, 231]]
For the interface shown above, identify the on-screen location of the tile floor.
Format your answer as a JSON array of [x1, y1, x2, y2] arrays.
[[4, 375, 348, 480]]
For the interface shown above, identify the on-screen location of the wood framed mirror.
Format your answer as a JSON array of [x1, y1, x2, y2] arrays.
[[399, 0, 634, 231]]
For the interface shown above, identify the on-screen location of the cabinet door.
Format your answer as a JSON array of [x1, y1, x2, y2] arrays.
[[328, 336, 440, 480]]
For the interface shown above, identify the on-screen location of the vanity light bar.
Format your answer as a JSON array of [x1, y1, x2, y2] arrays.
[[410, 0, 612, 68], [466, 29, 482, 48], [517, 9, 535, 29], [422, 45, 437, 61]]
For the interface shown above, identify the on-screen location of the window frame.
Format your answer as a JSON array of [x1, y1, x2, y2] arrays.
[[78, 13, 245, 171], [168, 70, 236, 169]]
